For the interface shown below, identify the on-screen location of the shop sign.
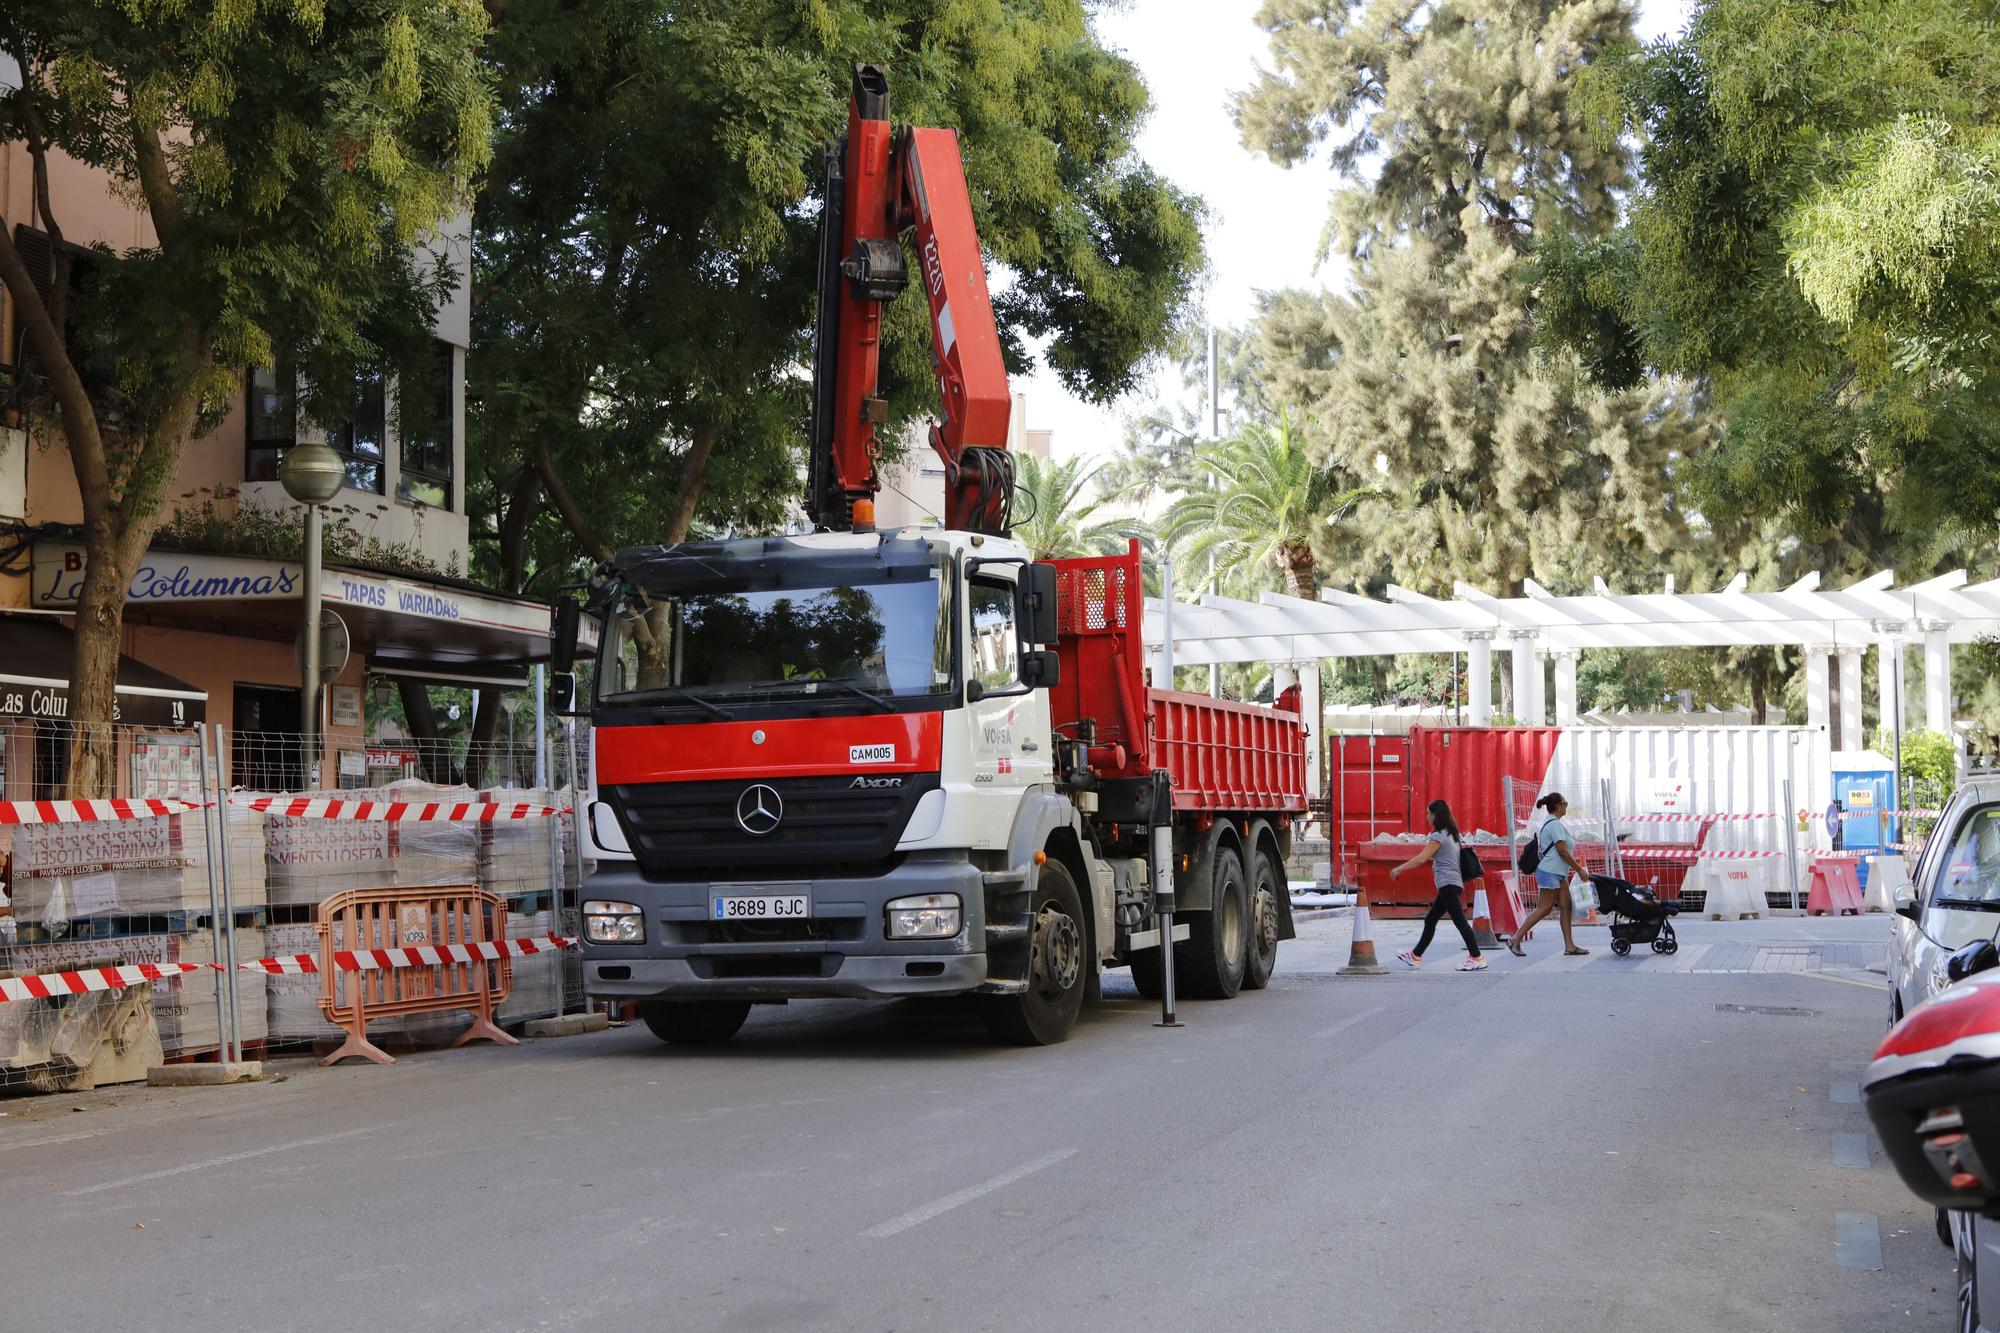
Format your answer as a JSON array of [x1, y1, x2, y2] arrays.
[[0, 681, 200, 728], [34, 542, 299, 606], [367, 748, 421, 769]]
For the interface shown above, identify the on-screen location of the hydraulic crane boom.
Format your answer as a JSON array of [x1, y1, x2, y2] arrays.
[[807, 63, 1014, 535]]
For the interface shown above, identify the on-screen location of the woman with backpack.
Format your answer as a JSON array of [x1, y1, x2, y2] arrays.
[[1387, 798, 1488, 971], [1509, 792, 1592, 957]]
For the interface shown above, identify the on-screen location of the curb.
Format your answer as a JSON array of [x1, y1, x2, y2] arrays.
[[147, 1062, 263, 1087], [523, 1013, 611, 1039]]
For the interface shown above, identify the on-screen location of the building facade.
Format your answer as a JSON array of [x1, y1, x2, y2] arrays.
[[0, 139, 550, 798]]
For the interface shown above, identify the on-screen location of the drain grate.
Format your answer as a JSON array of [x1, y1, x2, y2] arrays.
[[1716, 1003, 1821, 1017]]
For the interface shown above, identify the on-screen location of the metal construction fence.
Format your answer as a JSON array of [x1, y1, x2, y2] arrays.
[[0, 720, 587, 1092]]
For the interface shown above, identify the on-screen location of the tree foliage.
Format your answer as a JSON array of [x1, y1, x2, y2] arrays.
[[471, 1, 1208, 602], [1011, 453, 1130, 561], [0, 0, 492, 794], [1536, 0, 2000, 537], [1233, 0, 1711, 613]]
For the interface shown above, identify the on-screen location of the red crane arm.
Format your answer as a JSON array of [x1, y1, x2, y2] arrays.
[[807, 64, 1015, 535]]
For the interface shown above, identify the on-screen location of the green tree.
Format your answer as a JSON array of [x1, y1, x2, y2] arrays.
[[470, 2, 1207, 604], [1160, 412, 1372, 598], [1011, 453, 1131, 561], [0, 1, 492, 795], [1537, 0, 2000, 537], [1235, 0, 1710, 635]]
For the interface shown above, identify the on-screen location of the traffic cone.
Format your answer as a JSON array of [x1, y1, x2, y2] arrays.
[[1339, 888, 1390, 976], [1470, 886, 1500, 951]]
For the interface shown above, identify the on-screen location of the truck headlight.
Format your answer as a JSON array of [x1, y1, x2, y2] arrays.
[[886, 893, 962, 940], [583, 899, 645, 944]]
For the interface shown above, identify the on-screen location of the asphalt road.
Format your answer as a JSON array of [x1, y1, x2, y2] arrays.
[[0, 913, 1951, 1332]]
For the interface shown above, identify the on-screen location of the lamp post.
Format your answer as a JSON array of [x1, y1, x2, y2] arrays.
[[502, 693, 523, 788], [280, 441, 344, 786]]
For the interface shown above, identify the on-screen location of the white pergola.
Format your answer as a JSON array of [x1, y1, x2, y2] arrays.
[[1144, 570, 2000, 793]]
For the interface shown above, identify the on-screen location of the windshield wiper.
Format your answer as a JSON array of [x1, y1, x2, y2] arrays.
[[819, 678, 894, 712], [609, 686, 735, 721]]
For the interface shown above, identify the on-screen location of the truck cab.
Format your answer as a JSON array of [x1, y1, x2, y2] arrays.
[[578, 527, 1087, 1042]]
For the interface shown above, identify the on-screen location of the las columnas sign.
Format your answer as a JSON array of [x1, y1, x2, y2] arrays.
[[34, 543, 300, 606], [33, 543, 481, 625]]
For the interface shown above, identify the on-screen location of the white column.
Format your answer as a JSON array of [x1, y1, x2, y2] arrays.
[[1272, 661, 1299, 693], [1553, 650, 1579, 725], [1836, 648, 1864, 752], [1526, 650, 1549, 726], [1509, 633, 1536, 724], [1926, 626, 1952, 734], [1301, 660, 1323, 803], [1466, 633, 1493, 727], [1804, 649, 1832, 737], [1877, 638, 1900, 740]]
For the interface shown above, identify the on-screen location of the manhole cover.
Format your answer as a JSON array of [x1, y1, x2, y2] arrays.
[[1715, 1003, 1820, 1017]]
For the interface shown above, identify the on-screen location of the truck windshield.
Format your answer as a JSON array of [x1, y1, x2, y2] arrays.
[[599, 562, 952, 707]]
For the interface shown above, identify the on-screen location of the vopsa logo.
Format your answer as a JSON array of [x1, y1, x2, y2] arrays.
[[850, 776, 904, 790]]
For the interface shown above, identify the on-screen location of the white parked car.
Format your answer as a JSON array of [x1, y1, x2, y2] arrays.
[[1889, 778, 2000, 1029]]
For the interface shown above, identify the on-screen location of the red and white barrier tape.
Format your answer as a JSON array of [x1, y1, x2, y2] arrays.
[[1618, 812, 1782, 823], [0, 798, 204, 825], [1619, 847, 1785, 861], [1842, 808, 1942, 821], [230, 797, 564, 822], [1, 961, 219, 1004], [239, 935, 576, 975]]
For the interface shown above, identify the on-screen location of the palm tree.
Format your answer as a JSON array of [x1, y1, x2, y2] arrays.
[[1011, 452, 1132, 561], [1160, 412, 1375, 599]]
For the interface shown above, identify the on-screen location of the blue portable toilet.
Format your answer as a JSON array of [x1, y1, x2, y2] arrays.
[[1830, 750, 1897, 886]]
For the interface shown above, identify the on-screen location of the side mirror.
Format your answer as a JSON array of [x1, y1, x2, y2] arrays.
[[1950, 939, 2000, 984], [1018, 563, 1061, 644], [547, 672, 576, 713], [551, 596, 581, 675], [1019, 648, 1061, 690], [1894, 883, 1921, 922]]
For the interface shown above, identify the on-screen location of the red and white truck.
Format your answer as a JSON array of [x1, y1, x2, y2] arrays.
[[552, 67, 1309, 1045]]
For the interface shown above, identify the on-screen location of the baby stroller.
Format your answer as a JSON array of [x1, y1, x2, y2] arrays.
[[1592, 874, 1682, 956]]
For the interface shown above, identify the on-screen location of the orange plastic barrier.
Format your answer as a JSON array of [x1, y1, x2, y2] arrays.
[[318, 885, 519, 1066], [1805, 858, 1865, 917]]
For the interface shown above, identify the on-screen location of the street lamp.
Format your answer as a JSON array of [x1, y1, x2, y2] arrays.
[[280, 440, 344, 786], [501, 693, 523, 787]]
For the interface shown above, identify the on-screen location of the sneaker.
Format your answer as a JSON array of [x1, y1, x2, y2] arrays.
[[1458, 956, 1489, 971], [1397, 949, 1421, 968]]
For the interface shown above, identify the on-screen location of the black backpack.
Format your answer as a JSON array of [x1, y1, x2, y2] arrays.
[[1517, 825, 1543, 876]]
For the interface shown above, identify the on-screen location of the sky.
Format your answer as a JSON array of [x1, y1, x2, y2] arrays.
[[1020, 0, 1698, 464]]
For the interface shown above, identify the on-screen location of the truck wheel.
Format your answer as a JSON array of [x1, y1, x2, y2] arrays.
[[1183, 848, 1249, 1000], [638, 1000, 752, 1045], [983, 860, 1087, 1046], [1243, 848, 1281, 990]]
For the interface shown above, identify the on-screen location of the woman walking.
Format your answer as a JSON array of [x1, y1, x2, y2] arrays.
[[1388, 799, 1488, 971], [1509, 792, 1591, 958]]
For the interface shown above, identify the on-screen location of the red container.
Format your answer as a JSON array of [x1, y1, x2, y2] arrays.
[[1331, 726, 1563, 888]]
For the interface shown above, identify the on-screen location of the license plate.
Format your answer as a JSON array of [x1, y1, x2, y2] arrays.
[[711, 893, 811, 921]]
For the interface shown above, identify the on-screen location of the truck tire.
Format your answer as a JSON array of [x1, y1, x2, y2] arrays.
[[639, 1000, 752, 1045], [983, 860, 1087, 1046], [1182, 847, 1249, 1000], [1243, 847, 1281, 990]]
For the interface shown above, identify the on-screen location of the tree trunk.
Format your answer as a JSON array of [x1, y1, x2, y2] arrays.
[[397, 680, 454, 784], [1750, 670, 1768, 726], [64, 532, 133, 798], [663, 423, 719, 545], [463, 690, 505, 789], [1281, 543, 1316, 600]]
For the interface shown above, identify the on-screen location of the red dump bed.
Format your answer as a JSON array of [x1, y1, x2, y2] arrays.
[[1050, 541, 1307, 815]]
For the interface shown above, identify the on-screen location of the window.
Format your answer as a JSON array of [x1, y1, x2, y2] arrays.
[[1929, 806, 2000, 917], [245, 357, 297, 482], [328, 365, 387, 494], [967, 578, 1019, 694], [398, 339, 455, 508]]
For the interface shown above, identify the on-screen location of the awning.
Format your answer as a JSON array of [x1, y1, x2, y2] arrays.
[[31, 540, 554, 667], [0, 613, 208, 727]]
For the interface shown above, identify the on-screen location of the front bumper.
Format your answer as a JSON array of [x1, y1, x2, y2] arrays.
[[582, 852, 1001, 1002]]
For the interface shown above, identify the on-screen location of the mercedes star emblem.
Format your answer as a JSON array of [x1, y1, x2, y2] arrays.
[[735, 783, 783, 836]]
